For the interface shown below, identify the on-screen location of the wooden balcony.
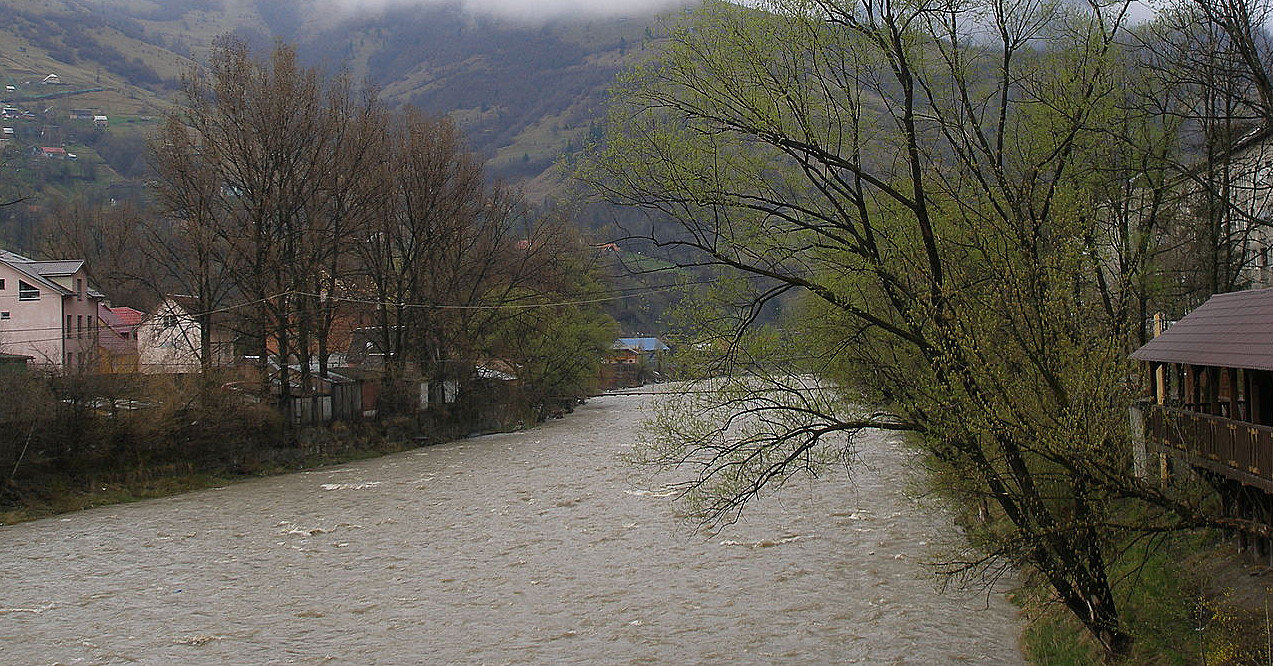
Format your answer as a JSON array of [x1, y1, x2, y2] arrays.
[[1145, 404, 1273, 492]]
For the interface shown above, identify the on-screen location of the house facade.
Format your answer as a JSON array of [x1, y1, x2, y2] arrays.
[[135, 295, 235, 373], [0, 249, 103, 370], [1198, 128, 1273, 288], [96, 304, 143, 373], [600, 337, 671, 389]]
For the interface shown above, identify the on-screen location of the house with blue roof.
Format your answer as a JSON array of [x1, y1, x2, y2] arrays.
[[602, 337, 671, 388]]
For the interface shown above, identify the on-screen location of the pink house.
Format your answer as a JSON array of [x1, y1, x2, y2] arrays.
[[0, 249, 104, 370]]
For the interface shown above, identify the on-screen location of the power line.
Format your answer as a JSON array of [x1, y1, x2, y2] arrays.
[[0, 277, 709, 345], [295, 280, 703, 311], [0, 292, 293, 337]]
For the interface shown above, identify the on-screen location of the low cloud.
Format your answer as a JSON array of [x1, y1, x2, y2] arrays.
[[325, 0, 690, 21]]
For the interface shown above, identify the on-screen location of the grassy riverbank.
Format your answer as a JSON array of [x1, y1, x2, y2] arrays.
[[0, 423, 432, 526], [1020, 532, 1273, 664], [0, 370, 554, 527]]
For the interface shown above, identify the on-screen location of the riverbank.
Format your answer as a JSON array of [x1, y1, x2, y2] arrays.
[[0, 429, 426, 527], [0, 369, 554, 527], [1020, 532, 1273, 663]]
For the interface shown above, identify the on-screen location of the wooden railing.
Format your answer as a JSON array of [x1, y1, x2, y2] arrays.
[[1145, 405, 1273, 489]]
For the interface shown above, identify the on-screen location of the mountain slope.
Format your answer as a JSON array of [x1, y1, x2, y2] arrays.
[[0, 0, 685, 200]]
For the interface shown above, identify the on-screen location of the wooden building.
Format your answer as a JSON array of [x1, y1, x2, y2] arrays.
[[1132, 288, 1273, 561]]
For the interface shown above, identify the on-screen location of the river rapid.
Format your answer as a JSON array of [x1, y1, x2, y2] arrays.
[[0, 390, 1022, 664]]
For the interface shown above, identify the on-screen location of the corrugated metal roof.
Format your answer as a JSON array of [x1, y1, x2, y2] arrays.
[[1131, 288, 1273, 370], [613, 337, 670, 353]]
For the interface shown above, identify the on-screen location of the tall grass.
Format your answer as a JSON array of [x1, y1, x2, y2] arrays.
[[1023, 531, 1269, 665]]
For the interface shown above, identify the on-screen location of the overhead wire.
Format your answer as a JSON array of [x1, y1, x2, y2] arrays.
[[0, 277, 710, 345]]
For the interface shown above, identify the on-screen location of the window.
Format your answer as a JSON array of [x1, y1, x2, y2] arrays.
[[0, 278, 5, 290], [66, 314, 72, 338], [0, 311, 9, 320], [17, 280, 38, 301], [77, 314, 83, 338], [75, 278, 83, 301]]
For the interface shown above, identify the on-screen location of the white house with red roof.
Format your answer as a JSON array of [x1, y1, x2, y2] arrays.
[[33, 146, 68, 159], [135, 295, 236, 373], [0, 249, 103, 370]]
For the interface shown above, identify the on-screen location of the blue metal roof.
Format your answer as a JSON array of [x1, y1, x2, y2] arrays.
[[614, 337, 670, 352]]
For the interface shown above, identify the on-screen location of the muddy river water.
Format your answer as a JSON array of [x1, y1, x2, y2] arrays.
[[0, 391, 1022, 664]]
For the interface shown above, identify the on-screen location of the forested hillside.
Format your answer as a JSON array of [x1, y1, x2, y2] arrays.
[[0, 0, 689, 334], [0, 0, 683, 205]]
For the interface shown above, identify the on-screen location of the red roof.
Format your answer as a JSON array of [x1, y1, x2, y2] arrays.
[[98, 304, 145, 337], [109, 306, 145, 328], [97, 305, 141, 356], [40, 147, 66, 155]]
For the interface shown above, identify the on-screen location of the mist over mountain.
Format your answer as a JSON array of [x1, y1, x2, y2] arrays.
[[319, 0, 688, 21]]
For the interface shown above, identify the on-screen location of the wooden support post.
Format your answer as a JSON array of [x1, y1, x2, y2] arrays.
[[1263, 492, 1273, 566], [1188, 365, 1201, 410], [1267, 493, 1273, 568], [1226, 367, 1239, 418], [1245, 368, 1256, 423], [1208, 366, 1221, 415], [1238, 488, 1250, 553], [1221, 485, 1233, 539], [1154, 314, 1166, 405], [1169, 363, 1179, 404], [1257, 488, 1267, 557]]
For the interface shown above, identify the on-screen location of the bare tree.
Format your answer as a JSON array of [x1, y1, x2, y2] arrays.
[[354, 109, 488, 404], [159, 36, 371, 418], [148, 115, 240, 372], [1135, 0, 1273, 298], [39, 199, 154, 308]]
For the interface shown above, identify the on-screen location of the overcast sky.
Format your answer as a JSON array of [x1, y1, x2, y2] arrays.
[[323, 0, 691, 21]]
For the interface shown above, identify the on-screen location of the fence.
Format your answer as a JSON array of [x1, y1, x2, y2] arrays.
[[1145, 404, 1273, 489]]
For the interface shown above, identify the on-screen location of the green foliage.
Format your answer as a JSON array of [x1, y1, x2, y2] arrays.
[[1023, 530, 1273, 665], [634, 373, 866, 523], [482, 224, 620, 415], [580, 0, 1225, 654], [498, 302, 617, 413]]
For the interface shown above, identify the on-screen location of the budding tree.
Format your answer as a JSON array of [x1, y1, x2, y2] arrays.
[[581, 0, 1231, 654]]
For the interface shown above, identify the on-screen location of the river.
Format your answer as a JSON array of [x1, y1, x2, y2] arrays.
[[0, 390, 1022, 664]]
